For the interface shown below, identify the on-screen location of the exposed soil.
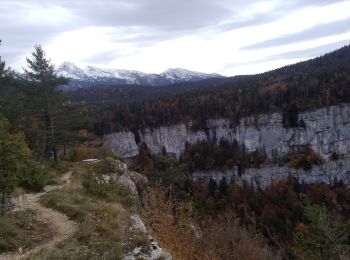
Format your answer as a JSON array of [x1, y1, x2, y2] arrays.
[[0, 171, 76, 260]]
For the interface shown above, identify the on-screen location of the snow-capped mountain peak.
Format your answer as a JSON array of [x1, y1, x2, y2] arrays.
[[160, 68, 212, 82], [56, 62, 224, 90], [56, 62, 85, 80]]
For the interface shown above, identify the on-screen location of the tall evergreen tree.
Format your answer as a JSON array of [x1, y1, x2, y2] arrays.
[[24, 45, 87, 161], [0, 41, 26, 127]]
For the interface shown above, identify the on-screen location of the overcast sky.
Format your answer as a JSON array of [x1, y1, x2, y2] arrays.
[[1, 0, 350, 76]]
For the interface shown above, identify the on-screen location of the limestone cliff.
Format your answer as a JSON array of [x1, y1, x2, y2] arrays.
[[104, 103, 350, 186], [192, 156, 350, 189], [105, 103, 350, 158]]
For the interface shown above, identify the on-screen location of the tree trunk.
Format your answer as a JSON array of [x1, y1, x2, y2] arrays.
[[1, 191, 6, 216], [44, 107, 58, 162], [48, 111, 58, 162], [53, 146, 58, 162], [63, 144, 66, 158]]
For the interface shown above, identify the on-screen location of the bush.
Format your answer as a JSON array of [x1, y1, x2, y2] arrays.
[[19, 163, 48, 192]]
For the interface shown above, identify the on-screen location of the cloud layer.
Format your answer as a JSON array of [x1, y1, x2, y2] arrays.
[[0, 0, 349, 75]]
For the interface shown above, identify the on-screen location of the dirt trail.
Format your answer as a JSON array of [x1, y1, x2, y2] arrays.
[[1, 171, 76, 260]]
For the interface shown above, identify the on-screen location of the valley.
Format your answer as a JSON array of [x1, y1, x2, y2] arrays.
[[1, 20, 350, 260]]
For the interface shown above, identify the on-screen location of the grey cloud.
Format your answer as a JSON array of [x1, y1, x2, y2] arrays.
[[54, 0, 349, 33], [19, 0, 233, 31], [83, 50, 121, 64], [269, 40, 350, 60], [1, 0, 349, 69], [242, 17, 350, 50], [1, 24, 74, 68], [211, 0, 347, 33], [223, 40, 350, 70]]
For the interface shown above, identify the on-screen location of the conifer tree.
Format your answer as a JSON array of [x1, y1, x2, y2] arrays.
[[24, 45, 87, 161]]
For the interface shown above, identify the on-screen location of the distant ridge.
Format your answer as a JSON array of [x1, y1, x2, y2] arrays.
[[56, 62, 224, 90]]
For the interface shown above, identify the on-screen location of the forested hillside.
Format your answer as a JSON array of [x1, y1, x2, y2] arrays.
[[71, 77, 228, 105], [0, 43, 88, 214], [91, 45, 350, 134]]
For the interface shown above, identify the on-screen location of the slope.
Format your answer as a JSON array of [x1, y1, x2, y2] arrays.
[[90, 44, 350, 133]]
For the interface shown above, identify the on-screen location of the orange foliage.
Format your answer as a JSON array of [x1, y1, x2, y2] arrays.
[[143, 185, 279, 260]]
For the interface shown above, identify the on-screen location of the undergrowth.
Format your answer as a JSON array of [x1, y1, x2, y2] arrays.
[[0, 210, 52, 253], [35, 162, 148, 259]]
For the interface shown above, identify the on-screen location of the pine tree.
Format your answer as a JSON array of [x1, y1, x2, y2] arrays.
[[24, 45, 87, 161], [0, 41, 27, 127], [0, 40, 5, 78]]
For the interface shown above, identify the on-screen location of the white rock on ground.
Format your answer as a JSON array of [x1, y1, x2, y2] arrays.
[[123, 214, 172, 260]]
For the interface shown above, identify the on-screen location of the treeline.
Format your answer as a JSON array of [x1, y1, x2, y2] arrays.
[[93, 44, 350, 134], [132, 139, 323, 174], [191, 177, 350, 259], [0, 42, 88, 214], [72, 77, 227, 106], [181, 140, 267, 172], [141, 154, 350, 259]]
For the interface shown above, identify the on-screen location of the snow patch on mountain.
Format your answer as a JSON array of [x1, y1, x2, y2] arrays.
[[56, 62, 224, 90], [160, 68, 221, 83]]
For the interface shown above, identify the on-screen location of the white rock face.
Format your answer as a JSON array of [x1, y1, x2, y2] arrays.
[[192, 156, 350, 189], [105, 103, 350, 159], [104, 132, 139, 158], [104, 103, 350, 187]]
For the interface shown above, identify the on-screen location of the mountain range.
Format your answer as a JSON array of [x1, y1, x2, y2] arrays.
[[56, 62, 224, 90]]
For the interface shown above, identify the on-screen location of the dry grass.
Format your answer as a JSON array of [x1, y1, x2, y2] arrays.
[[0, 210, 52, 254], [34, 164, 148, 259], [144, 185, 280, 260], [69, 141, 118, 162]]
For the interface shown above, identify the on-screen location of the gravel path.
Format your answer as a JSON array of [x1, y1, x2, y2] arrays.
[[0, 171, 76, 260]]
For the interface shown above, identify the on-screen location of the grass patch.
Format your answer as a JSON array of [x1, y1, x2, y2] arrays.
[[44, 160, 73, 186], [82, 171, 137, 210], [40, 186, 94, 223], [69, 142, 119, 162], [0, 210, 52, 253], [35, 163, 149, 259]]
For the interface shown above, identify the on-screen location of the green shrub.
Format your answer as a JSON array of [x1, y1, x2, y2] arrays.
[[19, 163, 48, 192]]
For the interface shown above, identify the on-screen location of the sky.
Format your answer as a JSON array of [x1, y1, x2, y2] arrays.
[[0, 0, 350, 76]]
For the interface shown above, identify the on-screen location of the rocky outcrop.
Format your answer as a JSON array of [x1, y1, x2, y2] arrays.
[[192, 156, 350, 189], [99, 159, 171, 259], [123, 214, 172, 260], [104, 103, 350, 159], [102, 160, 148, 196], [104, 103, 350, 187], [105, 132, 140, 158]]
